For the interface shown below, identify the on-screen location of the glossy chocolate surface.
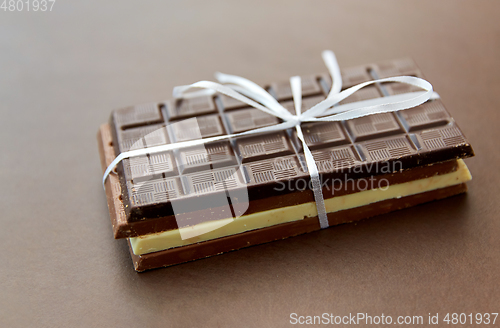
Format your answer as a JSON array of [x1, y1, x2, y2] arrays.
[[107, 58, 474, 226]]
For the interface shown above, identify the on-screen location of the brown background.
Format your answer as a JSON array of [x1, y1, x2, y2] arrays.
[[1, 1, 499, 327]]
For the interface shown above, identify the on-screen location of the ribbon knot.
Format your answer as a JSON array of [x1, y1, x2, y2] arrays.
[[287, 115, 302, 126], [103, 50, 438, 230]]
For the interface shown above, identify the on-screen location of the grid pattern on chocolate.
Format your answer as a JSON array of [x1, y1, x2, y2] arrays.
[[339, 85, 382, 105], [268, 74, 324, 101], [374, 58, 423, 78], [345, 112, 404, 141], [358, 135, 416, 161], [236, 131, 294, 163], [312, 145, 362, 173], [109, 58, 472, 222], [183, 166, 246, 194], [414, 124, 467, 151], [397, 99, 450, 131], [225, 108, 279, 133], [166, 95, 217, 120], [115, 124, 169, 153], [127, 177, 182, 206], [177, 141, 237, 174], [112, 103, 164, 130], [169, 114, 225, 141], [123, 152, 177, 181], [298, 122, 349, 150], [245, 155, 305, 184], [340, 65, 374, 88]]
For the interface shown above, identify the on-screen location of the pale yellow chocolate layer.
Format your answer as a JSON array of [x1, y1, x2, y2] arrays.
[[130, 159, 471, 255]]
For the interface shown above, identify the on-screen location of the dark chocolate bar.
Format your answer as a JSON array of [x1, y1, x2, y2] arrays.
[[104, 58, 473, 239], [98, 125, 462, 238]]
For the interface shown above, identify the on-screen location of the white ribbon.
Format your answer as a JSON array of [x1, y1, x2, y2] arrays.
[[102, 50, 438, 229]]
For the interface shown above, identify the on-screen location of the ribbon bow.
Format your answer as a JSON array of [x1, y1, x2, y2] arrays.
[[103, 50, 437, 229]]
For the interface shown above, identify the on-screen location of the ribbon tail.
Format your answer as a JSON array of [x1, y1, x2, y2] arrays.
[[290, 75, 329, 229], [296, 126, 329, 229]]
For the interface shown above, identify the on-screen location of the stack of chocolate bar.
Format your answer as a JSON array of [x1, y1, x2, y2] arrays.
[[97, 57, 474, 271]]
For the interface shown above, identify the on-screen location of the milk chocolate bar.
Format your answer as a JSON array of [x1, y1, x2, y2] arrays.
[[97, 57, 474, 271]]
